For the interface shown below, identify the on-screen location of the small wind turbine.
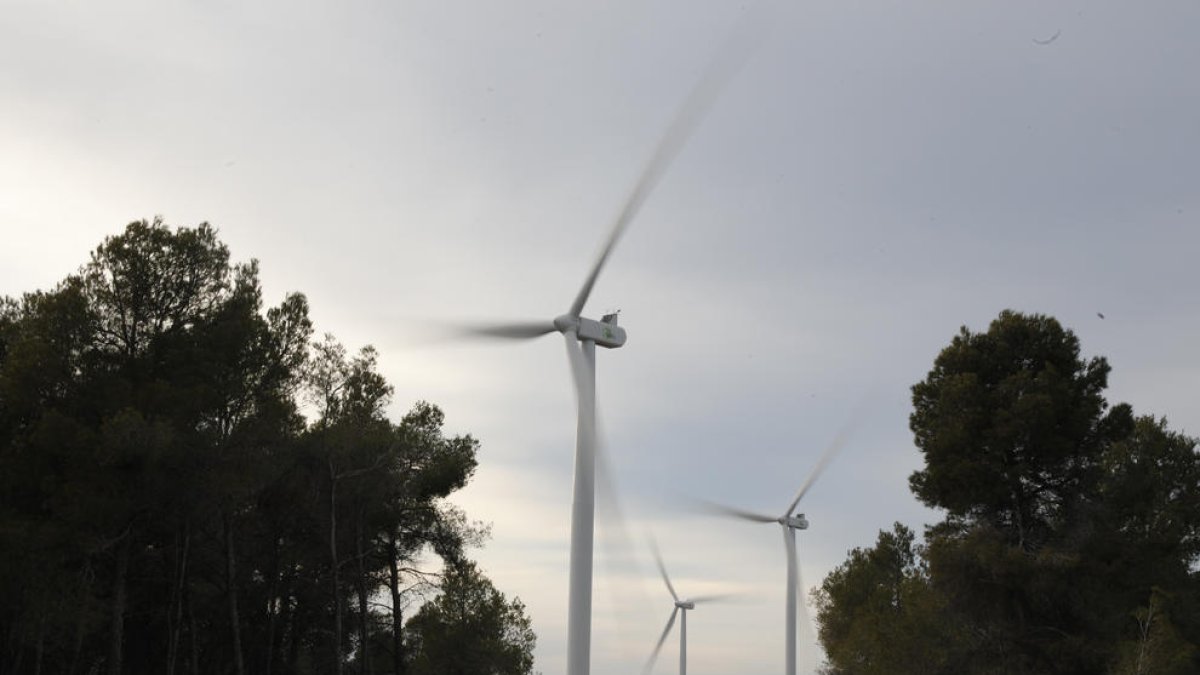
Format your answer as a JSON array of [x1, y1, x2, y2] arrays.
[[707, 429, 851, 675], [452, 16, 765, 674], [643, 541, 727, 675]]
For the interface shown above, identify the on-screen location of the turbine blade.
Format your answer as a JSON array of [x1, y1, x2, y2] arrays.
[[563, 332, 591, 403], [689, 593, 734, 605], [453, 320, 558, 340], [783, 524, 815, 664], [595, 406, 653, 657], [642, 607, 679, 675], [783, 525, 798, 589], [796, 547, 814, 643], [566, 10, 768, 318], [697, 499, 777, 523], [784, 422, 855, 517], [649, 537, 679, 602]]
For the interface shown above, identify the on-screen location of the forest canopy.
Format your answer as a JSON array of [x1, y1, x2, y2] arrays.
[[815, 310, 1200, 674], [0, 219, 535, 675]]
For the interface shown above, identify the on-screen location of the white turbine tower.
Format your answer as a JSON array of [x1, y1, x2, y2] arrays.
[[643, 542, 727, 675], [707, 429, 851, 675], [454, 15, 767, 675]]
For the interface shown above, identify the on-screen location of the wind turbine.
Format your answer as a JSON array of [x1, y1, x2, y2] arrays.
[[453, 16, 765, 675], [706, 429, 851, 675], [643, 541, 727, 675]]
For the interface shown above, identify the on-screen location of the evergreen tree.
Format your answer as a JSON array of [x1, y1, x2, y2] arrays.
[[0, 219, 508, 675], [404, 562, 536, 675], [817, 310, 1200, 674]]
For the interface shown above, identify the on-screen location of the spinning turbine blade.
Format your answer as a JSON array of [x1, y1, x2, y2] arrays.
[[566, 11, 766, 319], [563, 332, 591, 402], [594, 414, 651, 661], [698, 499, 777, 523], [643, 607, 680, 675], [455, 320, 558, 340], [784, 424, 854, 517], [650, 538, 679, 602], [794, 544, 814, 641], [781, 524, 814, 674], [689, 593, 734, 605]]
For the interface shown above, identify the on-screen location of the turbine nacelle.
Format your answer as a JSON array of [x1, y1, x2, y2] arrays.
[[674, 599, 696, 610], [781, 514, 809, 530], [554, 313, 627, 349]]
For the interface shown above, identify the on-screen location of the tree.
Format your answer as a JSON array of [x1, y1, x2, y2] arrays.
[[0, 219, 508, 674], [818, 310, 1200, 674], [909, 310, 1123, 550], [814, 523, 962, 675], [404, 562, 536, 675], [379, 402, 482, 675], [305, 335, 396, 675], [1096, 416, 1200, 581], [1110, 588, 1197, 675]]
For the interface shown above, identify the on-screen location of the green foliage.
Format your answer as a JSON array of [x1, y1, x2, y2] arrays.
[[0, 219, 510, 675], [405, 562, 536, 675], [1098, 417, 1200, 569], [818, 310, 1200, 674], [909, 310, 1121, 548], [81, 217, 231, 359], [815, 523, 962, 675], [1110, 589, 1198, 675]]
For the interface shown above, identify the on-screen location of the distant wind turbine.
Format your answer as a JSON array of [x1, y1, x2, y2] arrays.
[[705, 427, 852, 675], [643, 540, 729, 675]]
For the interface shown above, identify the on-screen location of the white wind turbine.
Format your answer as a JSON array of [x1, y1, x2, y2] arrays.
[[453, 16, 766, 675], [643, 541, 728, 675], [707, 429, 851, 675]]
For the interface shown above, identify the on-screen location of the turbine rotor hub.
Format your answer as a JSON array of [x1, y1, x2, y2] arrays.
[[553, 314, 580, 333], [674, 600, 695, 610], [781, 514, 809, 530]]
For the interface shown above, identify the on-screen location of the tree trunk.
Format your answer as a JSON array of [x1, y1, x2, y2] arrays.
[[9, 628, 25, 675], [186, 585, 199, 675], [329, 461, 344, 675], [286, 585, 304, 675], [277, 564, 300, 675], [70, 607, 85, 675], [356, 513, 372, 675], [264, 538, 282, 675], [224, 513, 246, 675], [1135, 599, 1156, 675], [167, 521, 191, 675], [387, 533, 404, 675], [69, 560, 94, 675], [107, 536, 130, 675], [33, 613, 44, 675]]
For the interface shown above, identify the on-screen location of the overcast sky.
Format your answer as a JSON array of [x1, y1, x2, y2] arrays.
[[3, 1, 1199, 673]]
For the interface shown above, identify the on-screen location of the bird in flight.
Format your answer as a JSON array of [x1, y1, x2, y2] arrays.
[[1034, 29, 1062, 45]]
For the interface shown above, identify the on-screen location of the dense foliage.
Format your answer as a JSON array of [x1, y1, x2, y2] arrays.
[[0, 220, 536, 675], [816, 310, 1200, 674], [405, 562, 536, 675]]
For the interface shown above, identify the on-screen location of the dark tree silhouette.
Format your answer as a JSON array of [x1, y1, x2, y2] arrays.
[[818, 311, 1200, 674], [0, 219, 509, 675]]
